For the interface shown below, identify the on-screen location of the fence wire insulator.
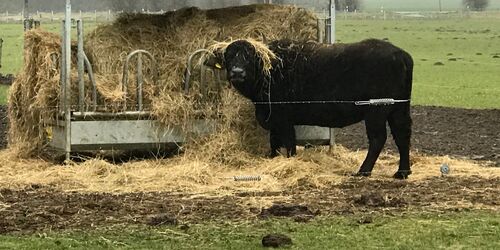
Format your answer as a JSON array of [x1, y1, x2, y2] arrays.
[[232, 175, 262, 182], [355, 98, 409, 106]]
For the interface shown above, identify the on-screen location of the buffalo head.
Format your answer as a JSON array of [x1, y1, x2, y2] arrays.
[[224, 40, 258, 83], [223, 40, 270, 98]]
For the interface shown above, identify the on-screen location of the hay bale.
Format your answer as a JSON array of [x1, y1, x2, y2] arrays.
[[8, 31, 62, 157], [85, 4, 318, 126], [8, 4, 319, 158]]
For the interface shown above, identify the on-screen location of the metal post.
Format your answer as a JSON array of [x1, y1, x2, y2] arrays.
[[136, 53, 143, 111], [60, 21, 66, 112], [23, 0, 29, 19], [328, 0, 336, 148], [317, 19, 325, 43], [23, 0, 29, 31], [327, 0, 336, 44], [64, 0, 72, 162], [77, 20, 85, 113]]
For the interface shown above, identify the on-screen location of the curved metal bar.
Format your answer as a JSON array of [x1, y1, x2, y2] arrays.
[[83, 52, 97, 111], [137, 53, 143, 110], [77, 20, 85, 112], [122, 49, 157, 111], [215, 69, 223, 101], [184, 49, 213, 94]]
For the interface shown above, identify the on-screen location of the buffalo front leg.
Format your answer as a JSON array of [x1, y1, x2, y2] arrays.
[[268, 126, 296, 157], [283, 125, 297, 157], [354, 117, 388, 177], [268, 130, 281, 158]]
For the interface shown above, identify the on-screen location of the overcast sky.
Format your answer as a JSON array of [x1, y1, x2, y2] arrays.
[[1, 0, 500, 12]]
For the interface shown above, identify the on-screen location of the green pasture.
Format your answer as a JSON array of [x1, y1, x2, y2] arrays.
[[361, 0, 500, 11], [1, 17, 500, 108], [1, 212, 499, 249], [336, 17, 500, 109]]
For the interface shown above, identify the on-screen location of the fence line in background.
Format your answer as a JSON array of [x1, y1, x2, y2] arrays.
[[0, 10, 116, 23], [1, 9, 499, 24]]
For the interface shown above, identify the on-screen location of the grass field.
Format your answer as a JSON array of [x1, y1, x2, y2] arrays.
[[1, 212, 499, 249], [335, 18, 500, 109], [0, 16, 499, 108], [361, 0, 500, 11]]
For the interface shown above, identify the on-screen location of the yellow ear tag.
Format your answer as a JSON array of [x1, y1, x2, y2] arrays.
[[215, 63, 222, 69]]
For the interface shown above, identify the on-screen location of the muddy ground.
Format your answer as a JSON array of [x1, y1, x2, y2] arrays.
[[1, 176, 498, 234], [0, 105, 499, 234]]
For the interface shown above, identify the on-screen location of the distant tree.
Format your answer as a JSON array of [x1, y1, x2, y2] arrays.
[[463, 0, 489, 11], [109, 0, 143, 12]]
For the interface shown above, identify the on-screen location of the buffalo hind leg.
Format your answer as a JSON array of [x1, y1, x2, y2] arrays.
[[354, 117, 388, 177], [388, 107, 412, 179]]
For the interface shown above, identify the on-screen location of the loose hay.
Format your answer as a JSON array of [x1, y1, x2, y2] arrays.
[[0, 147, 497, 194]]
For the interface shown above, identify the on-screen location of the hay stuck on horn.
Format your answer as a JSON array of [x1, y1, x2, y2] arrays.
[[209, 38, 279, 77]]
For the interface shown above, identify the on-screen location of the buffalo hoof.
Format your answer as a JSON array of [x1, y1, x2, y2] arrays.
[[393, 170, 412, 179], [352, 171, 372, 177], [267, 152, 279, 158]]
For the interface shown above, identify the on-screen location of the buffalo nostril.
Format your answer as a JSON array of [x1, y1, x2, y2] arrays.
[[231, 67, 244, 74]]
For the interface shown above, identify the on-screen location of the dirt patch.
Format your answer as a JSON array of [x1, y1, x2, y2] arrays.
[[147, 214, 178, 226], [260, 204, 317, 218], [0, 175, 498, 234], [353, 192, 407, 207], [0, 74, 14, 85], [296, 176, 500, 215], [262, 233, 293, 248], [0, 187, 245, 234]]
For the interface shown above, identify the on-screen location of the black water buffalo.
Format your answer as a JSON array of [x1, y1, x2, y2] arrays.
[[221, 38, 413, 179]]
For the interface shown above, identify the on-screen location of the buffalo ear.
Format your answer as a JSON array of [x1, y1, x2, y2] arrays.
[[203, 51, 225, 70]]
